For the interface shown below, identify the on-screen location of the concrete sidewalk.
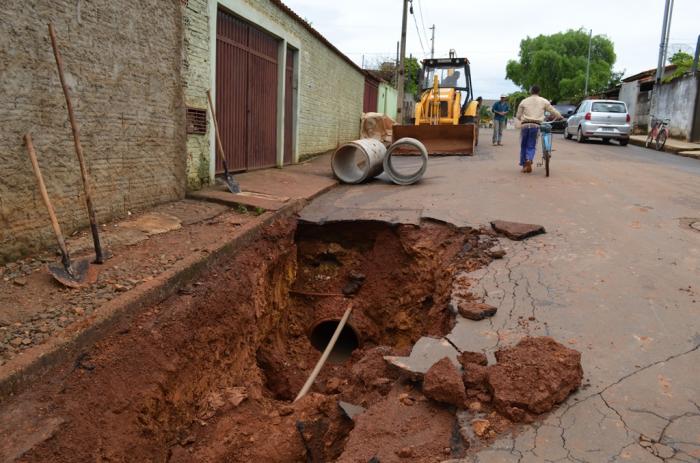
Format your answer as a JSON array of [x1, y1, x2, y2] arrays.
[[629, 134, 700, 159], [188, 154, 337, 210]]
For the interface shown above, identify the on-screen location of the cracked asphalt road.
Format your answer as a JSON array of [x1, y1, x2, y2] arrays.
[[301, 129, 700, 462]]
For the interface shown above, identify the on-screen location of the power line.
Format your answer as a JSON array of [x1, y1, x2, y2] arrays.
[[409, 1, 427, 56], [416, 0, 431, 51]]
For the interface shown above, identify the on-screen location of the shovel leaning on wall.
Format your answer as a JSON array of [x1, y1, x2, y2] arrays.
[[48, 23, 108, 264], [24, 134, 96, 288]]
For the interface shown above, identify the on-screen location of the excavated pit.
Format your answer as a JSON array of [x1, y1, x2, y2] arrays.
[[4, 217, 512, 463]]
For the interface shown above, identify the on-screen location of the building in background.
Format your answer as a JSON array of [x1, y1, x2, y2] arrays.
[[618, 65, 700, 141]]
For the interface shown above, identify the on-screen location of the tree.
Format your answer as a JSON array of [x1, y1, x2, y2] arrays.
[[664, 51, 694, 82], [404, 57, 421, 97], [506, 29, 619, 102], [368, 56, 421, 98]]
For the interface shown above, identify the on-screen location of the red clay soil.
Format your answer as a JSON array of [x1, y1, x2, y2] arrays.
[[0, 217, 493, 462], [422, 357, 467, 408], [0, 202, 253, 366], [337, 388, 456, 463], [487, 337, 583, 422]]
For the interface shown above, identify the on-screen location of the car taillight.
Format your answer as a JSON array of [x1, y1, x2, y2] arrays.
[[585, 112, 591, 121], [626, 113, 630, 122]]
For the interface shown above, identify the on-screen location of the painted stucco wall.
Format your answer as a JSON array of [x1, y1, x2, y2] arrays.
[[377, 83, 398, 120], [655, 74, 698, 140], [619, 81, 639, 129], [0, 0, 185, 263]]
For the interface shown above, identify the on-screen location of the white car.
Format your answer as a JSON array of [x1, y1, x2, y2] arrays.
[[564, 100, 631, 146]]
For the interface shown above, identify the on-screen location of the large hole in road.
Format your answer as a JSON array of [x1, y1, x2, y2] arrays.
[[12, 217, 497, 463]]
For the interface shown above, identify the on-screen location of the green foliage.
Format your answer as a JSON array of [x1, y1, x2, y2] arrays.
[[663, 51, 694, 82], [506, 29, 619, 102], [507, 91, 529, 117], [404, 57, 421, 97], [479, 104, 491, 122]]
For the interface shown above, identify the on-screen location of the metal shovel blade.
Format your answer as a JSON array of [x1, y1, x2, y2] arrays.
[[223, 172, 241, 194], [48, 257, 97, 288]]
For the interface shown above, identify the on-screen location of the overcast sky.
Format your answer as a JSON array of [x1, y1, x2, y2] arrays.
[[283, 0, 699, 99]]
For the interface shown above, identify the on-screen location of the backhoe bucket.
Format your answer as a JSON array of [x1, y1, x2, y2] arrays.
[[392, 124, 477, 155]]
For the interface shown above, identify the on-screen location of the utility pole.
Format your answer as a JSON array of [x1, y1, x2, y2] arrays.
[[396, 0, 409, 124], [651, 0, 674, 124], [661, 0, 675, 71], [430, 25, 435, 59], [584, 29, 592, 97], [693, 34, 700, 76], [395, 41, 400, 87]]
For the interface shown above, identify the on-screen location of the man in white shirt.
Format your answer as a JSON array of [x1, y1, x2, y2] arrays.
[[515, 85, 562, 173]]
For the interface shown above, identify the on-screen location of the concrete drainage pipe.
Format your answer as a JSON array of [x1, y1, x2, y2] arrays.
[[383, 137, 428, 185], [331, 138, 387, 184]]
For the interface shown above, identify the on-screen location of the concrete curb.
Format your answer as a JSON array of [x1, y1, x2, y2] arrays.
[[0, 200, 306, 402], [628, 136, 700, 158]]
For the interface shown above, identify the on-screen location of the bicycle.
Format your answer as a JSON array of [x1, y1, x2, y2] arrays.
[[645, 116, 670, 151], [537, 122, 553, 177]]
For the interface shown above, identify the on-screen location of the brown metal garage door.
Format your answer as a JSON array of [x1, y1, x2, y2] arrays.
[[363, 77, 379, 113], [284, 47, 295, 165], [216, 9, 278, 172]]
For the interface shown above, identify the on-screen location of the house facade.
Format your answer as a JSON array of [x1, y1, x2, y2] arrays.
[[183, 0, 366, 188], [1, 0, 366, 262]]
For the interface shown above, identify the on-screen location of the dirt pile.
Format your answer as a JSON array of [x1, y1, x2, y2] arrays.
[[486, 337, 583, 422], [336, 388, 456, 463], [422, 357, 466, 408]]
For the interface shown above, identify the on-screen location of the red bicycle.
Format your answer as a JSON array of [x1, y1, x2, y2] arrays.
[[645, 116, 670, 151]]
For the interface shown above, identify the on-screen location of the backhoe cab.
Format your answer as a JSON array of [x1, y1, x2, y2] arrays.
[[393, 54, 479, 155]]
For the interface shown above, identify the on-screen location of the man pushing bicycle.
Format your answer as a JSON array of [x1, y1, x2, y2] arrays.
[[515, 85, 563, 173]]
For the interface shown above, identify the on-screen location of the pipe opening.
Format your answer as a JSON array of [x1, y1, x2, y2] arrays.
[[309, 320, 360, 364], [332, 145, 369, 183]]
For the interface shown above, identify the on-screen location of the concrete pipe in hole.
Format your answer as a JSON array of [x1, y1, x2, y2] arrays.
[[331, 138, 387, 184], [309, 319, 360, 363], [383, 137, 428, 185]]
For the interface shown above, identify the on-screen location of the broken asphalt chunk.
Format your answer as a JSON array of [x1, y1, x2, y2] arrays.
[[384, 337, 459, 377], [338, 401, 366, 421], [490, 220, 545, 241], [457, 301, 497, 321]]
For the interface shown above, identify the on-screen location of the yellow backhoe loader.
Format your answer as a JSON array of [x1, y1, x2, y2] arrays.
[[393, 54, 479, 155]]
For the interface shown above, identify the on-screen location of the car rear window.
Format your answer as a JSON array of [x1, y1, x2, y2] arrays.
[[591, 102, 626, 113]]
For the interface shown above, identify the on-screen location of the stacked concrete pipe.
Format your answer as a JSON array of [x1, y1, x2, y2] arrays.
[[331, 138, 386, 184], [383, 137, 429, 185], [332, 137, 428, 185]]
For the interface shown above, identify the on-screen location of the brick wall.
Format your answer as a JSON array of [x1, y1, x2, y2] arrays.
[[0, 0, 186, 263], [182, 0, 212, 190]]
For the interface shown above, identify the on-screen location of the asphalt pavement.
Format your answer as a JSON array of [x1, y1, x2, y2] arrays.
[[302, 128, 700, 462]]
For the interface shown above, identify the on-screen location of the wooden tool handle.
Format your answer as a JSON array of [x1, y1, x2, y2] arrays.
[[48, 23, 104, 264], [24, 133, 71, 262], [206, 90, 228, 170], [294, 303, 354, 402]]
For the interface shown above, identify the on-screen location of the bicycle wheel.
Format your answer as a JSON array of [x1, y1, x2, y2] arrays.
[[656, 131, 667, 151], [645, 132, 654, 148], [544, 151, 550, 177]]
